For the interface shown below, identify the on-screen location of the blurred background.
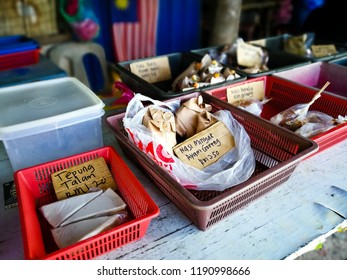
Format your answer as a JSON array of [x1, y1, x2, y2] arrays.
[[2, 0, 346, 62]]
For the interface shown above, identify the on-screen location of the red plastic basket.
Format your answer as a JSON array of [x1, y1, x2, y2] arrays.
[[14, 146, 160, 260], [205, 75, 347, 155], [0, 49, 40, 71]]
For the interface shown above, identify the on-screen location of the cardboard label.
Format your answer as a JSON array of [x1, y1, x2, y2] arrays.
[[248, 39, 266, 47], [173, 121, 235, 170], [129, 56, 172, 83], [51, 157, 117, 200], [237, 41, 263, 67], [311, 44, 337, 58], [227, 80, 265, 104]]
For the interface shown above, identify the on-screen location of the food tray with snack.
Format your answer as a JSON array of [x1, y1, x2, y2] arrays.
[[113, 52, 246, 100], [249, 33, 347, 62], [190, 39, 311, 78], [106, 91, 318, 231], [205, 75, 347, 154], [14, 146, 160, 260]]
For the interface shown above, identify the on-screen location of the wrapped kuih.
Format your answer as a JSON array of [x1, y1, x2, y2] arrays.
[[175, 95, 216, 139], [232, 97, 271, 116], [171, 54, 240, 92], [123, 93, 255, 191], [142, 107, 177, 153], [269, 81, 347, 138]]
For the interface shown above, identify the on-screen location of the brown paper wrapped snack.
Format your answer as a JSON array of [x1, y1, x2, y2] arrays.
[[196, 111, 218, 134], [142, 106, 177, 152], [175, 96, 213, 138]]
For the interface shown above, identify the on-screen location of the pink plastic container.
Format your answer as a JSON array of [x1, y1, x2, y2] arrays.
[[274, 61, 347, 99]]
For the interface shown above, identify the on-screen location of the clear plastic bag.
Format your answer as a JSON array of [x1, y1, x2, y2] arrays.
[[294, 111, 347, 138], [123, 94, 256, 191], [270, 82, 330, 132], [233, 97, 271, 116]]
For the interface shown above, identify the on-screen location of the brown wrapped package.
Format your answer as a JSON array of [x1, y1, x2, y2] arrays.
[[142, 106, 177, 152], [196, 111, 218, 134], [175, 96, 214, 138]]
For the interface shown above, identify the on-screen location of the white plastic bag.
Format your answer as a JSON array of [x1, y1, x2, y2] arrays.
[[123, 93, 255, 191]]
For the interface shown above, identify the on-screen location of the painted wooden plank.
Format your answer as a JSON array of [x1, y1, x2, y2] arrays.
[[1, 124, 347, 260]]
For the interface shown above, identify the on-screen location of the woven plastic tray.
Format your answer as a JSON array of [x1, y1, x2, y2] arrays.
[[205, 75, 347, 154], [113, 52, 246, 100], [14, 146, 160, 260], [106, 92, 318, 231]]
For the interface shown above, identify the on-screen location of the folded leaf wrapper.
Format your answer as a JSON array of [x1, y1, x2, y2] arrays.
[[143, 106, 177, 153]]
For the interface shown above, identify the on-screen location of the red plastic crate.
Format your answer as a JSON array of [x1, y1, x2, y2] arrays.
[[106, 92, 318, 230], [14, 146, 160, 260], [0, 49, 40, 71], [205, 75, 347, 155]]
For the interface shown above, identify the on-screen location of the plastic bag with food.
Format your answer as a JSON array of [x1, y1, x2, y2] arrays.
[[233, 97, 271, 116], [123, 93, 255, 191], [270, 82, 330, 131]]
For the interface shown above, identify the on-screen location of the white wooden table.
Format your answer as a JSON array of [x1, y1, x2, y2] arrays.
[[1, 114, 347, 260]]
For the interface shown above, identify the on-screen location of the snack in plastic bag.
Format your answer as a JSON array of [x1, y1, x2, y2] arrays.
[[175, 95, 214, 138], [142, 106, 177, 153], [284, 33, 315, 56], [123, 93, 256, 191], [236, 38, 270, 73], [269, 82, 347, 137], [295, 111, 347, 138], [233, 97, 271, 116], [270, 81, 330, 131]]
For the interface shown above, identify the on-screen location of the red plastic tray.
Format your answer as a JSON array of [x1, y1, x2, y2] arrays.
[[0, 49, 40, 71], [14, 146, 160, 260], [205, 75, 347, 155]]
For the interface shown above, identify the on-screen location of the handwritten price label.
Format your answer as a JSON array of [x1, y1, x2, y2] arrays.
[[129, 56, 171, 83], [237, 41, 264, 67], [51, 157, 116, 200], [227, 80, 265, 104], [173, 121, 235, 170], [311, 44, 337, 58]]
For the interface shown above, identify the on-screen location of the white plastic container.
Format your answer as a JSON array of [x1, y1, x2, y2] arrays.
[[0, 77, 105, 171]]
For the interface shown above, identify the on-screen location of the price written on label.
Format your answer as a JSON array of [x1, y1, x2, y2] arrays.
[[173, 121, 235, 170], [237, 41, 264, 67], [51, 157, 116, 200], [129, 56, 172, 83], [227, 80, 265, 104], [311, 44, 337, 58]]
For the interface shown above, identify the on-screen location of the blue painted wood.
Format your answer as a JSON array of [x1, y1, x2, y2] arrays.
[[156, 0, 201, 55]]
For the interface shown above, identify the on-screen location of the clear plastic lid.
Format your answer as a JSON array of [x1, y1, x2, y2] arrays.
[[0, 77, 105, 140]]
